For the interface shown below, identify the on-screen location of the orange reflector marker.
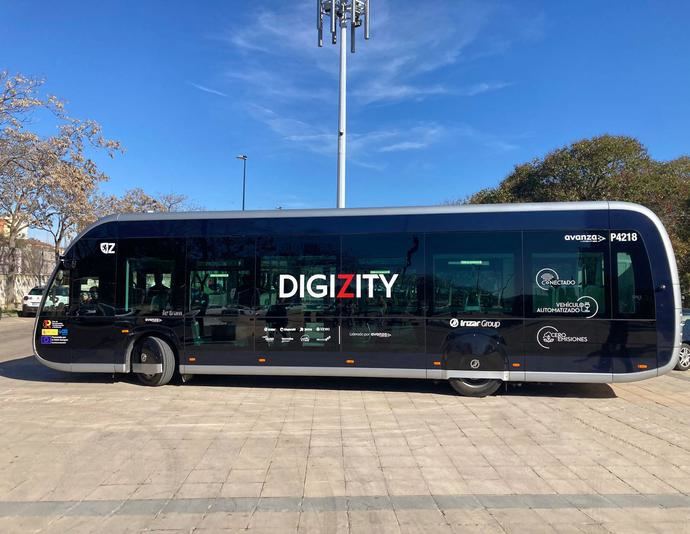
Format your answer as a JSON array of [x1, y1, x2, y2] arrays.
[[512, 362, 521, 368], [188, 356, 196, 363], [258, 357, 267, 363], [433, 361, 441, 367], [638, 364, 648, 369], [346, 359, 355, 364], [120, 329, 129, 334]]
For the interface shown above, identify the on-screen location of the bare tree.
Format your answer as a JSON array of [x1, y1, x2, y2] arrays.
[[89, 189, 203, 224], [156, 192, 203, 212], [0, 72, 121, 307], [32, 119, 122, 262]]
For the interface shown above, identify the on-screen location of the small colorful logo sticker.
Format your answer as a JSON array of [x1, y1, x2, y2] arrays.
[[60, 328, 69, 336], [43, 320, 52, 328], [40, 336, 52, 345]]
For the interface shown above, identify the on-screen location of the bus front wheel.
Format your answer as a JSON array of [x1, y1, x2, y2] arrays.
[[135, 337, 175, 387], [449, 377, 502, 397]]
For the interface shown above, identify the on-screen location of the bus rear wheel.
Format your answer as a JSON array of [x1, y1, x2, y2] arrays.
[[449, 377, 502, 397], [135, 337, 175, 387]]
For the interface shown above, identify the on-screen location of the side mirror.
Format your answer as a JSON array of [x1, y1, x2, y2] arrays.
[[59, 257, 77, 269]]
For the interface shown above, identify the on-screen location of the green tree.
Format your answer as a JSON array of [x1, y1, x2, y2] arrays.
[[460, 135, 690, 305]]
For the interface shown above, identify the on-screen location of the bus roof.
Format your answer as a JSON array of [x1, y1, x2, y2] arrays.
[[94, 200, 627, 225]]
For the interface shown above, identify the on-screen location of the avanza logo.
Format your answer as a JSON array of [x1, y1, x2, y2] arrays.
[[279, 273, 399, 299], [564, 234, 606, 243]]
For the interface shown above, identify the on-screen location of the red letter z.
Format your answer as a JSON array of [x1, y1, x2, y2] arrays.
[[337, 274, 355, 298]]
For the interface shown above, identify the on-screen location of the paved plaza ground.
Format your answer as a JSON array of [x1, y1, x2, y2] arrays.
[[1, 316, 690, 533]]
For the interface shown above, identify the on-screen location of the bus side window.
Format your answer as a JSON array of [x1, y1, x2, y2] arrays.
[[612, 237, 655, 319], [187, 237, 257, 314], [616, 253, 636, 314], [525, 231, 610, 318], [119, 238, 185, 317], [341, 233, 424, 317], [426, 232, 521, 317], [125, 260, 174, 315], [256, 236, 339, 316]]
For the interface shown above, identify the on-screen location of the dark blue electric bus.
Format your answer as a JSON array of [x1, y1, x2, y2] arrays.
[[33, 201, 682, 396]]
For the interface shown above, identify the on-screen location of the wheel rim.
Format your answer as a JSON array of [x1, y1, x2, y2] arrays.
[[679, 346, 690, 368]]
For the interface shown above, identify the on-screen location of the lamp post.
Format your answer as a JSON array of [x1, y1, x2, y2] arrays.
[[236, 154, 248, 211]]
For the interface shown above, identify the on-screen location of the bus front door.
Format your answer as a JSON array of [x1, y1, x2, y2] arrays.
[[67, 239, 124, 370]]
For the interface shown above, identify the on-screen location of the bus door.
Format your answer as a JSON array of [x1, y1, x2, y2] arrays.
[[185, 237, 256, 367], [609, 231, 656, 373], [67, 239, 124, 368], [254, 235, 341, 368], [524, 231, 612, 374], [118, 238, 186, 366]]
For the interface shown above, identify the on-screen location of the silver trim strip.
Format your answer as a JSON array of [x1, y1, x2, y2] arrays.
[[178, 365, 665, 385], [179, 365, 427, 379], [426, 369, 443, 380], [522, 372, 613, 384], [444, 370, 509, 380], [132, 363, 163, 374]]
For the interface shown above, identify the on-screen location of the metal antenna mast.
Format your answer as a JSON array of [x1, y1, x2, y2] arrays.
[[317, 0, 370, 208]]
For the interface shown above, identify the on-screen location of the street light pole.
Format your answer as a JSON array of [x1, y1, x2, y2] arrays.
[[236, 154, 248, 211]]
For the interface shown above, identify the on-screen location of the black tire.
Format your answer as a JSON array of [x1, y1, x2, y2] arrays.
[[676, 343, 690, 371], [449, 377, 502, 397], [135, 337, 176, 386]]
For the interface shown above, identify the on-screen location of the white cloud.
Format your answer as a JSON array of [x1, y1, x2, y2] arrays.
[[379, 141, 427, 153], [250, 104, 447, 164], [458, 81, 513, 97], [187, 81, 228, 98]]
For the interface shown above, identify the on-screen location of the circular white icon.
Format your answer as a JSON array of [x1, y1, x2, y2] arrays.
[[537, 325, 559, 349], [449, 318, 459, 328], [536, 268, 559, 291], [577, 295, 599, 319], [470, 359, 480, 369]]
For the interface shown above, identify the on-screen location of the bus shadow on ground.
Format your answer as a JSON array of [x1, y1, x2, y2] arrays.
[[0, 355, 114, 384], [0, 355, 617, 399], [184, 375, 617, 398]]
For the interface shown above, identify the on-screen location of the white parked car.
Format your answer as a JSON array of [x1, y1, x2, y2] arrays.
[[21, 285, 69, 317], [21, 286, 45, 317], [677, 309, 690, 371]]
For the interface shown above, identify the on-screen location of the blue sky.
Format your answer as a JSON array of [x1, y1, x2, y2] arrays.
[[3, 0, 690, 211]]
